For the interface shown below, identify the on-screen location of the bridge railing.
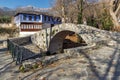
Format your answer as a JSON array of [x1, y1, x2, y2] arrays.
[[7, 39, 23, 64], [7, 36, 41, 65]]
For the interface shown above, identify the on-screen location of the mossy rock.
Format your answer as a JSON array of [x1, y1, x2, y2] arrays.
[[19, 65, 25, 73]]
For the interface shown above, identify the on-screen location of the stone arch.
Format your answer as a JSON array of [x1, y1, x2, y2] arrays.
[[48, 30, 87, 54], [31, 23, 96, 52]]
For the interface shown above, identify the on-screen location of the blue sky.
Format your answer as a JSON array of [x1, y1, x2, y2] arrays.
[[0, 0, 52, 9]]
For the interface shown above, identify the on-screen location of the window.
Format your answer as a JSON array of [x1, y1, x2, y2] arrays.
[[26, 25, 28, 29], [29, 16, 32, 21], [28, 25, 30, 29], [35, 25, 37, 29], [21, 25, 23, 29], [33, 25, 34, 29], [23, 15, 27, 20], [51, 17, 54, 22], [23, 25, 25, 29], [34, 16, 37, 21], [54, 17, 57, 22], [29, 25, 32, 29], [37, 25, 39, 29], [57, 18, 61, 22], [36, 25, 39, 29], [38, 16, 40, 20], [16, 16, 19, 21], [48, 16, 50, 21], [24, 25, 26, 29], [44, 15, 47, 21], [31, 25, 33, 29]]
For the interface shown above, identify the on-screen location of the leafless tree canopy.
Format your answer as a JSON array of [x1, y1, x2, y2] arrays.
[[51, 0, 88, 23], [51, 0, 120, 30]]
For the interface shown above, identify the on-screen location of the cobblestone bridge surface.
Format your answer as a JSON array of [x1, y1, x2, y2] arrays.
[[1, 23, 120, 80]]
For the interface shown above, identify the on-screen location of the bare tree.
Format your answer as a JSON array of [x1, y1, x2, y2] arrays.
[[109, 0, 120, 29], [52, 0, 72, 23], [51, 0, 88, 23], [51, 0, 120, 31]]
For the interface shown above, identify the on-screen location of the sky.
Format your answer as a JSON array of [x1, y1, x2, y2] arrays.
[[0, 0, 52, 9]]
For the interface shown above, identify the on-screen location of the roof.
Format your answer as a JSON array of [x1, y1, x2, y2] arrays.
[[14, 11, 61, 18], [14, 11, 48, 16]]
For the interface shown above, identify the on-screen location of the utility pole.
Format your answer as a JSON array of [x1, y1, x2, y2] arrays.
[[45, 28, 48, 50]]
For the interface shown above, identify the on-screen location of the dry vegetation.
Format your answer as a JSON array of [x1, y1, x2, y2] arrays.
[[51, 0, 120, 31], [0, 25, 19, 40]]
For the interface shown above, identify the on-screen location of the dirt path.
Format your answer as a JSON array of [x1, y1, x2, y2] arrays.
[[1, 42, 120, 80]]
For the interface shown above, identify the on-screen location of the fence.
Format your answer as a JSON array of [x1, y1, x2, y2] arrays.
[[7, 36, 41, 64]]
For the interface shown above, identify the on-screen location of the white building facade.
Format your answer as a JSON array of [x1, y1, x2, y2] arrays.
[[14, 12, 61, 36]]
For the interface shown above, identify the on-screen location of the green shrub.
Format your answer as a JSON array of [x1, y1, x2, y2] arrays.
[[0, 16, 11, 23], [87, 8, 113, 31], [0, 27, 19, 37], [87, 16, 98, 27], [0, 27, 15, 34], [77, 12, 83, 24], [19, 65, 25, 73], [100, 13, 113, 30], [33, 63, 39, 69]]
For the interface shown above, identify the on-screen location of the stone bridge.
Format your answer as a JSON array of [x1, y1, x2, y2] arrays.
[[7, 23, 117, 64], [0, 24, 120, 80], [31, 23, 112, 54]]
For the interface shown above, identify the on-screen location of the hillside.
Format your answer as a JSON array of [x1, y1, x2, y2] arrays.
[[0, 6, 51, 17]]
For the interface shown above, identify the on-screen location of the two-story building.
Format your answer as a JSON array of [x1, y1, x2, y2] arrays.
[[14, 11, 61, 36]]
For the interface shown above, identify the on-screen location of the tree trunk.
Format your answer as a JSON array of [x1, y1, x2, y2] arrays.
[[109, 7, 119, 27], [109, 0, 120, 29]]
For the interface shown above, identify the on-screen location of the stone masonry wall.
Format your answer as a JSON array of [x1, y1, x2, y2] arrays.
[[31, 23, 113, 52]]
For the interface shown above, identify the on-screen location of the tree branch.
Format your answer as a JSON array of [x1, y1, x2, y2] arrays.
[[115, 3, 120, 15]]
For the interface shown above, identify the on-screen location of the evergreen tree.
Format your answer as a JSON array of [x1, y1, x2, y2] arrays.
[[77, 0, 83, 24]]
